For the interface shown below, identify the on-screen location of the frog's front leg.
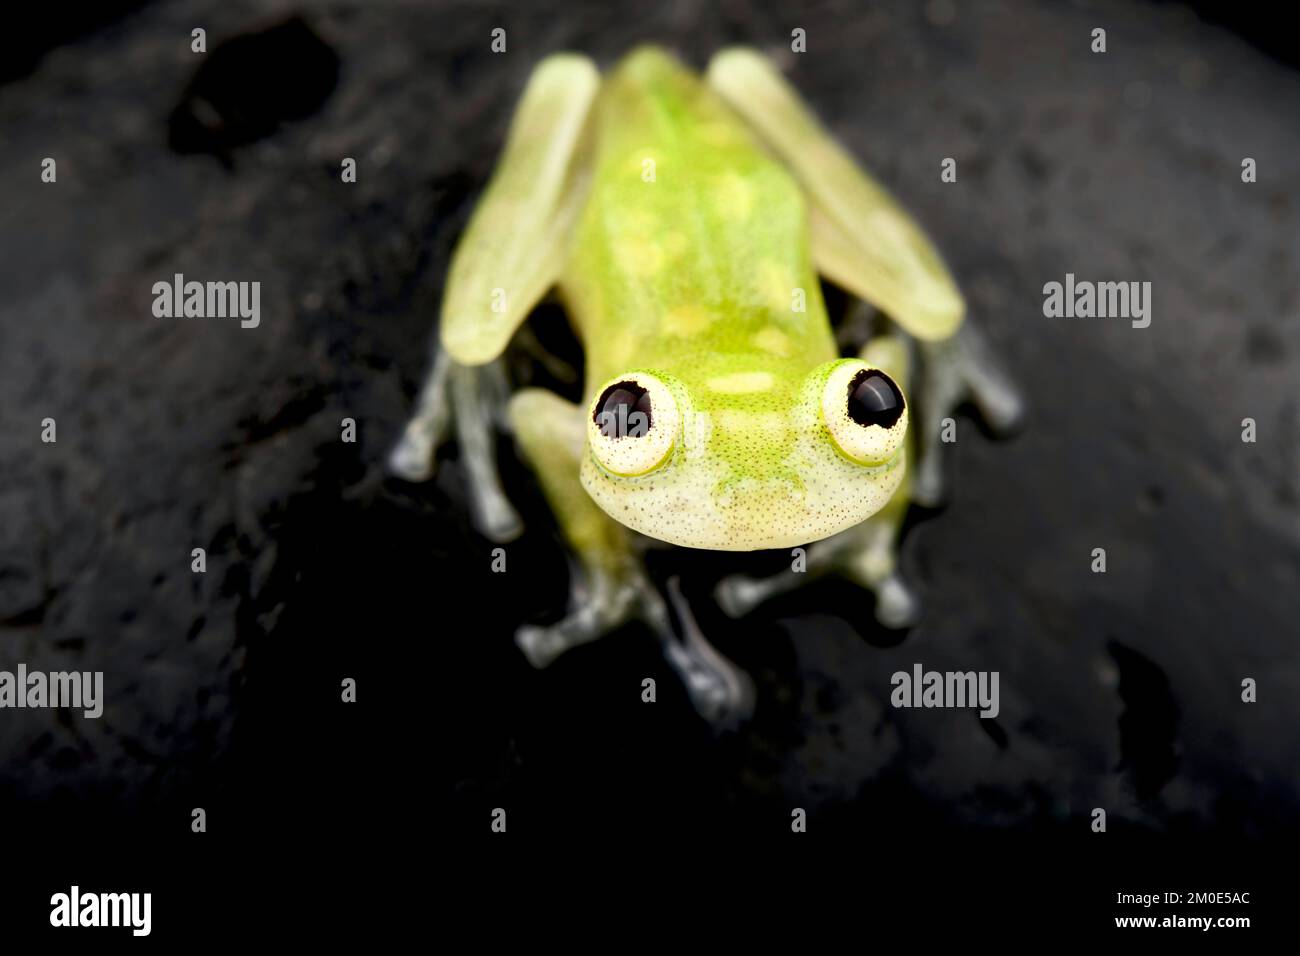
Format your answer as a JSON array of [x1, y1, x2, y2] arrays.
[[716, 492, 916, 630], [388, 351, 523, 542], [910, 320, 1024, 506], [390, 53, 600, 539], [509, 388, 753, 726]]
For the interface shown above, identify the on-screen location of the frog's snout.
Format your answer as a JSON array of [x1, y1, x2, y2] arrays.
[[710, 473, 806, 511]]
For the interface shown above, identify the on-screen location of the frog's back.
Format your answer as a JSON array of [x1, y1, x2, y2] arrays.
[[561, 47, 836, 389]]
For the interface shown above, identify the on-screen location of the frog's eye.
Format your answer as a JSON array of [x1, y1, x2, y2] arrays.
[[587, 372, 679, 476], [821, 362, 908, 465]]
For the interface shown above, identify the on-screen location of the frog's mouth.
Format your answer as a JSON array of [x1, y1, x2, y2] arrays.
[[579, 449, 905, 552]]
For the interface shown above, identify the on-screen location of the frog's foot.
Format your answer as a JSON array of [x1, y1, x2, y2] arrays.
[[388, 352, 523, 542], [515, 559, 640, 666], [912, 319, 1024, 507], [660, 577, 754, 728], [839, 529, 919, 630], [515, 567, 753, 727], [714, 540, 841, 619], [716, 510, 917, 631]]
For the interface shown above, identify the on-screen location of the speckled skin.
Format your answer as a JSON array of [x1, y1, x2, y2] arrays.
[[563, 48, 907, 550]]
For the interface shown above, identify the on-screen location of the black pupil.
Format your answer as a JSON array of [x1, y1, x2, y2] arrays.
[[595, 381, 653, 438], [847, 369, 904, 428]]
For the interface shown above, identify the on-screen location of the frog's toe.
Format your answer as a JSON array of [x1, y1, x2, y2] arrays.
[[514, 622, 572, 669], [388, 392, 447, 481], [663, 577, 755, 728], [388, 434, 436, 482], [664, 637, 755, 728], [715, 571, 790, 619], [473, 492, 525, 544], [515, 612, 607, 668], [388, 348, 453, 482], [867, 570, 919, 629], [515, 566, 639, 667]]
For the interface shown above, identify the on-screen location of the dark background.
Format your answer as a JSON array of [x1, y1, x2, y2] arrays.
[[1, 0, 1296, 938]]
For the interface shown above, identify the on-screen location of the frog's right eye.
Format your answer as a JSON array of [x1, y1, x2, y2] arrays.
[[587, 372, 679, 476]]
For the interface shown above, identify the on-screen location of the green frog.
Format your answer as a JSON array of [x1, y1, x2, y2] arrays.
[[391, 47, 1022, 724]]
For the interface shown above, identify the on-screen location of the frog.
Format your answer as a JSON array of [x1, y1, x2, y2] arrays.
[[389, 46, 1023, 726]]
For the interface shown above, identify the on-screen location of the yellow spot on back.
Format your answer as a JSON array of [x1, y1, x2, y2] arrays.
[[620, 209, 658, 232], [716, 172, 755, 221], [758, 260, 794, 311], [615, 236, 664, 276], [662, 231, 689, 259], [663, 305, 713, 337], [698, 122, 743, 147], [753, 327, 791, 356], [707, 371, 776, 393]]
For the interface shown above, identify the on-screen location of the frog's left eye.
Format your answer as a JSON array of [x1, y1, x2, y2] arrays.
[[586, 372, 679, 476], [821, 362, 908, 465]]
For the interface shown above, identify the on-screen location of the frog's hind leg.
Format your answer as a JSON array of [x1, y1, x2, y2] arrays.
[[509, 388, 753, 727], [716, 334, 918, 630]]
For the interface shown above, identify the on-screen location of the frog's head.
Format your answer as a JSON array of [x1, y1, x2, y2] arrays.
[[579, 358, 907, 551]]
